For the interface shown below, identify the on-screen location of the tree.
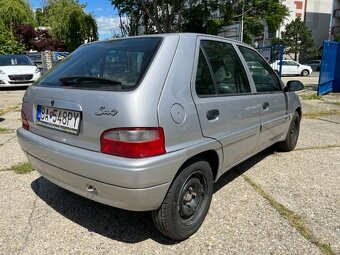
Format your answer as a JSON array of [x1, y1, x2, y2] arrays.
[[13, 24, 64, 51], [334, 34, 340, 42], [281, 17, 314, 61], [47, 0, 98, 51], [181, 1, 222, 34], [111, 0, 185, 35], [0, 28, 25, 54], [217, 0, 289, 44], [35, 7, 49, 26], [110, 0, 289, 42], [0, 0, 34, 29]]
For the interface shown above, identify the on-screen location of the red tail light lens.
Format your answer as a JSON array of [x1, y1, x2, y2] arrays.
[[21, 109, 29, 130], [100, 128, 166, 158]]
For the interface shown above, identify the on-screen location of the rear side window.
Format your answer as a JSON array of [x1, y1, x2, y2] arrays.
[[238, 46, 282, 93], [195, 40, 251, 97], [35, 37, 162, 91]]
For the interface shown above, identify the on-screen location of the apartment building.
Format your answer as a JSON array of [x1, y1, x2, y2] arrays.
[[278, 0, 333, 48], [331, 0, 340, 36], [305, 0, 333, 48]]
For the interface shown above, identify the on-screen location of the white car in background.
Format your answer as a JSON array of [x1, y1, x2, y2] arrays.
[[270, 59, 313, 76], [0, 54, 41, 87]]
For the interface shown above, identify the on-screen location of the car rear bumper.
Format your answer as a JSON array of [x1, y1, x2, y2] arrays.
[[17, 128, 187, 211]]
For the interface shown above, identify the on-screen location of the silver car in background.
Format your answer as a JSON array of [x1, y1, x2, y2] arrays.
[[17, 33, 303, 241]]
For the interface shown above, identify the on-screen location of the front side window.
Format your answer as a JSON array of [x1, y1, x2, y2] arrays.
[[238, 46, 282, 93], [195, 40, 251, 97], [35, 37, 162, 91]]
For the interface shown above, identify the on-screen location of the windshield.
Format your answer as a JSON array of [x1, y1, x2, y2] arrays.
[[35, 37, 162, 91], [0, 55, 33, 66]]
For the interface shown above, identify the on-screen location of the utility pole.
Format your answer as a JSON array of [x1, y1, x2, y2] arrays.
[[240, 0, 244, 42]]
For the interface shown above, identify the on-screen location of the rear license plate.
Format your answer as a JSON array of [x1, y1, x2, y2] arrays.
[[36, 105, 81, 134]]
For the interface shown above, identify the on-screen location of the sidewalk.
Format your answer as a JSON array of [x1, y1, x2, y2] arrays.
[[282, 75, 340, 123]]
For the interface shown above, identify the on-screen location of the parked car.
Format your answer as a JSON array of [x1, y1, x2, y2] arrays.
[[270, 59, 313, 76], [17, 33, 303, 241], [305, 59, 321, 71], [0, 54, 41, 87]]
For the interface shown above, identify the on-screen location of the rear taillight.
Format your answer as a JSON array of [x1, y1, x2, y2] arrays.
[[100, 128, 166, 158], [21, 109, 29, 130]]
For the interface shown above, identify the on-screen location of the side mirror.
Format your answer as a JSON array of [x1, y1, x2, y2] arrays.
[[285, 80, 304, 92]]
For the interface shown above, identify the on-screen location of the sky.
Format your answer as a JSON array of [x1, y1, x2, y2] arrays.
[[29, 0, 121, 40]]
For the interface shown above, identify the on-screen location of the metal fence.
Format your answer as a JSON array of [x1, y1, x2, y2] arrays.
[[26, 51, 69, 73], [318, 41, 340, 96], [257, 45, 284, 78]]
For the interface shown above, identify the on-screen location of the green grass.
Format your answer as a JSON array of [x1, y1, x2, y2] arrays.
[[0, 105, 21, 116], [303, 109, 340, 119], [295, 144, 340, 151], [243, 175, 336, 255], [0, 127, 14, 134], [300, 94, 323, 100], [334, 101, 340, 106], [9, 162, 34, 174]]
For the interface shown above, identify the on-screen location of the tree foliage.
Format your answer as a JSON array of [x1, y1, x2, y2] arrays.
[[281, 17, 314, 60], [13, 24, 64, 51], [0, 0, 34, 29], [0, 29, 25, 54], [48, 0, 98, 51], [110, 0, 289, 43]]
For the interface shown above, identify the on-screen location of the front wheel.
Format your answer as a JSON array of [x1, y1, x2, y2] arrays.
[[301, 69, 309, 76], [277, 111, 300, 152], [152, 160, 213, 241]]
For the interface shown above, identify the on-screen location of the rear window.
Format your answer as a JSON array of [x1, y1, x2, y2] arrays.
[[35, 37, 162, 91]]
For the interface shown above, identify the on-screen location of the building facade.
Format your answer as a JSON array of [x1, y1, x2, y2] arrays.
[[304, 0, 333, 48], [277, 0, 333, 49], [330, 0, 340, 37]]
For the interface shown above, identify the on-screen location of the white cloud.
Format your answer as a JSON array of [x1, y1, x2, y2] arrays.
[[96, 8, 103, 11], [96, 16, 125, 39], [96, 16, 130, 40]]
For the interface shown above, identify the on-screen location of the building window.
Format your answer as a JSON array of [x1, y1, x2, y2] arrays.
[[334, 9, 340, 18], [296, 13, 302, 17], [294, 1, 303, 10]]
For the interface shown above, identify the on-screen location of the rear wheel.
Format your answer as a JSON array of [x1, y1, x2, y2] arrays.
[[152, 160, 213, 241], [277, 111, 300, 152], [301, 69, 309, 76]]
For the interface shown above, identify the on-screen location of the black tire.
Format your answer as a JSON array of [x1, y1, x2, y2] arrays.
[[152, 160, 213, 241], [301, 69, 309, 76], [277, 111, 300, 152]]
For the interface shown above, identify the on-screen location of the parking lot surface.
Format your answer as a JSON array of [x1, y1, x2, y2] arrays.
[[0, 77, 339, 254]]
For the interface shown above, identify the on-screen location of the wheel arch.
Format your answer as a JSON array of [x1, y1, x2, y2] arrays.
[[177, 150, 220, 182], [296, 107, 302, 118], [301, 69, 309, 76]]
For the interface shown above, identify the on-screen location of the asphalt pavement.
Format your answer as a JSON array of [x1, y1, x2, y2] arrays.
[[0, 78, 339, 254]]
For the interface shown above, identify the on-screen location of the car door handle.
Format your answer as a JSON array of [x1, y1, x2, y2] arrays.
[[262, 102, 269, 110], [206, 109, 220, 121]]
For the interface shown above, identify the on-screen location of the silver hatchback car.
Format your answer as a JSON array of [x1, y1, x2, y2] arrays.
[[17, 33, 303, 241]]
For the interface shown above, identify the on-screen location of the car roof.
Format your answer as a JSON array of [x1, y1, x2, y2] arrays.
[[83, 33, 248, 47]]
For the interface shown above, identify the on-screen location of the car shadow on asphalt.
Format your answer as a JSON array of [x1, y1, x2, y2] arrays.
[[213, 148, 274, 193], [30, 148, 274, 245], [0, 86, 28, 91]]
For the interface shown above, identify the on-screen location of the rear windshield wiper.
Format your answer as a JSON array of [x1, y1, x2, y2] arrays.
[[59, 76, 122, 86]]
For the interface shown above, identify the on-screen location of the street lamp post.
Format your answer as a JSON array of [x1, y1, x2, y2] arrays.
[[240, 0, 244, 42]]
